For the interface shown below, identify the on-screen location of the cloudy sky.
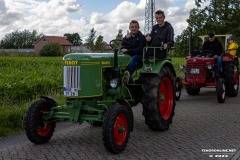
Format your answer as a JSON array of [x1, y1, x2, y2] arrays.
[[0, 0, 197, 43]]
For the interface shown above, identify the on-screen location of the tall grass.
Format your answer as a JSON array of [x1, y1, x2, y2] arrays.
[[0, 57, 63, 107], [0, 56, 185, 136], [171, 57, 186, 78], [0, 57, 64, 136]]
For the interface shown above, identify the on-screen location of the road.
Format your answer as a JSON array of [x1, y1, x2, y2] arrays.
[[0, 88, 240, 160]]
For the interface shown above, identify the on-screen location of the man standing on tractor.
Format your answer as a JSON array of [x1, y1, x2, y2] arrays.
[[121, 20, 146, 84], [202, 33, 223, 76], [227, 36, 239, 56], [146, 10, 174, 59]]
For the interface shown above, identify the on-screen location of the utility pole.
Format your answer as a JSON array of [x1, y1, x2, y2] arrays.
[[144, 0, 156, 34]]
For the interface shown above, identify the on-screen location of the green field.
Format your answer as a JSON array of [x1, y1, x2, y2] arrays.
[[0, 56, 186, 136], [0, 57, 63, 106]]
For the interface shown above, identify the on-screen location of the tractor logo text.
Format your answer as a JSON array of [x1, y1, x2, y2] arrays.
[[65, 61, 78, 65], [101, 61, 110, 65]]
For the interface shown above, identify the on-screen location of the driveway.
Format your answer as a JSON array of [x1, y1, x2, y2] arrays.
[[0, 88, 240, 160]]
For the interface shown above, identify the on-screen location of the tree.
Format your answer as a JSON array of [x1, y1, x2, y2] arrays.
[[174, 0, 240, 57], [39, 43, 62, 56], [94, 35, 104, 51], [85, 28, 96, 51], [0, 30, 43, 49], [64, 33, 82, 46], [111, 29, 123, 49]]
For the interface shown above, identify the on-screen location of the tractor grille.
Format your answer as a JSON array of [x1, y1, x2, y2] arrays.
[[186, 62, 206, 79], [63, 66, 80, 96]]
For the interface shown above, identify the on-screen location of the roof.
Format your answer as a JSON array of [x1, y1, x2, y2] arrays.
[[36, 36, 73, 46], [103, 42, 112, 50]]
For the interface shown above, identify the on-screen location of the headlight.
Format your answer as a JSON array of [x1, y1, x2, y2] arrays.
[[207, 65, 212, 70], [180, 65, 185, 70], [110, 79, 118, 88]]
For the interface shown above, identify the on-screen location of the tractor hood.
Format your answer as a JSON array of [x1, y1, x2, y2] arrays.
[[63, 52, 130, 67], [63, 52, 131, 98], [186, 57, 215, 65]]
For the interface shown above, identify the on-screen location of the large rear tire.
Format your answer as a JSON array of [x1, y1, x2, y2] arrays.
[[102, 104, 131, 154], [142, 66, 176, 131], [223, 62, 239, 97], [24, 99, 56, 144]]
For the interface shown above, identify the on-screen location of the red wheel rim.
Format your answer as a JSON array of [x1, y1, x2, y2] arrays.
[[158, 77, 173, 120], [114, 113, 128, 145], [233, 66, 239, 89], [36, 107, 52, 137]]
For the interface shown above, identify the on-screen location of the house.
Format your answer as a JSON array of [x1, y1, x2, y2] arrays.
[[103, 42, 112, 52], [34, 36, 73, 54]]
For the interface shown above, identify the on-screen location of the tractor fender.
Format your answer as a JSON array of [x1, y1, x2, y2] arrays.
[[161, 60, 177, 77], [40, 96, 58, 107], [141, 59, 176, 76], [116, 99, 134, 132]]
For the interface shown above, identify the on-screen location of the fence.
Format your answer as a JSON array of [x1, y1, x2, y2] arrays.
[[0, 49, 34, 53]]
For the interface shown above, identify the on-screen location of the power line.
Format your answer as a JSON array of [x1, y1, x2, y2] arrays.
[[144, 0, 156, 34]]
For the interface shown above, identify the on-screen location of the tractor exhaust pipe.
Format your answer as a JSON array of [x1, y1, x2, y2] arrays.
[[189, 28, 193, 57], [114, 48, 118, 68]]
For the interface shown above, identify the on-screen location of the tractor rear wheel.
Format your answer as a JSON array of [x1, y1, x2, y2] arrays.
[[24, 99, 56, 144], [186, 86, 200, 95], [217, 78, 226, 103], [223, 62, 239, 97], [142, 66, 176, 131], [102, 104, 131, 154]]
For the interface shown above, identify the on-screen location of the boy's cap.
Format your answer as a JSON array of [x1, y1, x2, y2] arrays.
[[227, 36, 234, 41], [208, 33, 215, 38]]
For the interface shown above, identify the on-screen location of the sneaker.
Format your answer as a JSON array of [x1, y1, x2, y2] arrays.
[[123, 70, 130, 85]]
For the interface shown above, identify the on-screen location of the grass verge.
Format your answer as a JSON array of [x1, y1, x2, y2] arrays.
[[0, 94, 65, 137]]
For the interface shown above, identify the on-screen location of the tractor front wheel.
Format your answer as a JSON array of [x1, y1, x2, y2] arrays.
[[24, 99, 56, 144], [217, 78, 226, 103], [175, 77, 182, 101], [102, 104, 131, 154], [142, 66, 176, 131]]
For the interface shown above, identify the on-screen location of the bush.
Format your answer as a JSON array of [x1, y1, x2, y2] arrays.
[[39, 42, 62, 56]]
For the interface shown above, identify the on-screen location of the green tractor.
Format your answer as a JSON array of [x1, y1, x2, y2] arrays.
[[24, 39, 176, 154]]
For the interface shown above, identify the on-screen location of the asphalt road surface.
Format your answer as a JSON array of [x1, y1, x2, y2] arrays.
[[0, 88, 240, 160]]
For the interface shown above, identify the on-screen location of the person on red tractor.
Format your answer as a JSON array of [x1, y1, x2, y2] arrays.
[[121, 20, 146, 84], [202, 33, 223, 76], [146, 10, 174, 59], [227, 36, 239, 56]]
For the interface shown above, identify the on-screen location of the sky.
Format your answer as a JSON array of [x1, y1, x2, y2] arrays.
[[0, 0, 198, 44]]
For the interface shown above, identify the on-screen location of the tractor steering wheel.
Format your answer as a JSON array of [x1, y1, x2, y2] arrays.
[[200, 50, 214, 57], [109, 39, 132, 51]]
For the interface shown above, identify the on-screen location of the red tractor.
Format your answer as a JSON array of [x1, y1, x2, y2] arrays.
[[175, 35, 239, 103]]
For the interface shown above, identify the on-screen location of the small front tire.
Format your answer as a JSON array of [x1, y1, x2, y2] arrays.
[[217, 78, 226, 103], [175, 77, 182, 101], [24, 99, 56, 144], [102, 104, 131, 154]]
